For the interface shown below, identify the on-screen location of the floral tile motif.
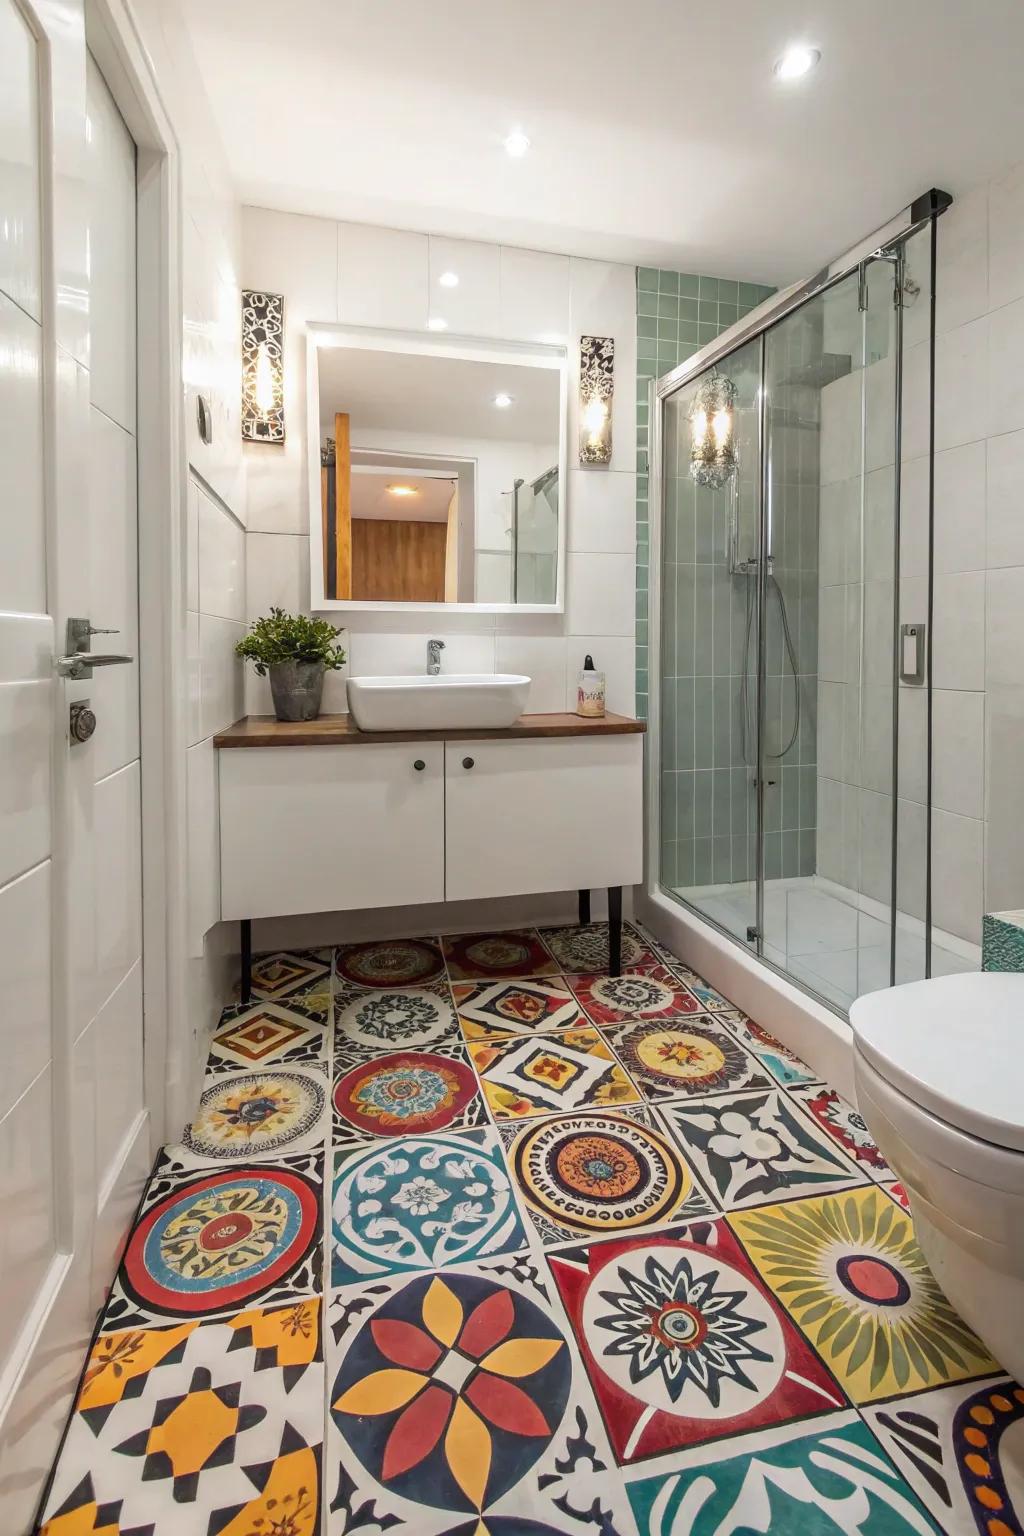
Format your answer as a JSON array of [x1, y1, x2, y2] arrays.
[[548, 1219, 845, 1466], [885, 1181, 912, 1211], [666, 964, 736, 1014], [730, 1187, 998, 1404], [502, 1107, 715, 1247], [39, 1303, 323, 1535], [441, 929, 559, 982], [604, 1013, 772, 1101], [334, 980, 458, 1052], [207, 1001, 329, 1074], [626, 1413, 943, 1535], [568, 966, 701, 1026], [718, 1010, 822, 1086], [468, 1027, 640, 1121], [659, 1088, 866, 1210], [863, 1377, 1024, 1534], [335, 936, 445, 989], [452, 976, 585, 1042], [332, 1041, 487, 1146], [241, 948, 333, 1006], [326, 1254, 632, 1535], [790, 1083, 894, 1180], [101, 1149, 323, 1332], [330, 1127, 527, 1286], [175, 1068, 329, 1166], [539, 922, 661, 974]]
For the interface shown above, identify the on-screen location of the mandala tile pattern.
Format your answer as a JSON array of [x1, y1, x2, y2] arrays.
[[668, 965, 736, 1014], [452, 977, 585, 1042], [333, 1045, 486, 1144], [864, 1377, 1024, 1534], [791, 1083, 894, 1178], [207, 1002, 326, 1073], [720, 1009, 821, 1086], [331, 1128, 526, 1285], [605, 1014, 772, 1101], [335, 982, 458, 1051], [442, 929, 559, 982], [539, 922, 660, 974], [180, 1070, 327, 1163], [468, 1027, 640, 1120], [569, 966, 701, 1026], [549, 1221, 844, 1465], [731, 1186, 998, 1404], [507, 1110, 714, 1246], [244, 949, 332, 1004], [335, 937, 445, 989], [626, 1413, 944, 1535], [661, 1087, 866, 1209]]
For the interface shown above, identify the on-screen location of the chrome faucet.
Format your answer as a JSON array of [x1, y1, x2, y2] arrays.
[[427, 638, 446, 675]]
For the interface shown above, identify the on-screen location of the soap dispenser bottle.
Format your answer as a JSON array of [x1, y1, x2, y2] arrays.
[[576, 654, 606, 718]]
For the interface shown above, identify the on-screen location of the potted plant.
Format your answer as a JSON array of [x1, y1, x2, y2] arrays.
[[235, 607, 346, 722]]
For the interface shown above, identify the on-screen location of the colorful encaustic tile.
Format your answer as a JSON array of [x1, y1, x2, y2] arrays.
[[540, 921, 661, 974], [625, 1412, 944, 1535], [101, 1148, 322, 1331], [441, 928, 559, 982], [659, 1087, 866, 1210], [176, 1068, 329, 1165], [468, 1026, 640, 1120], [548, 1218, 845, 1466], [719, 1008, 821, 1086], [330, 1127, 527, 1286], [335, 936, 446, 989], [499, 1106, 715, 1247], [452, 976, 585, 1042], [326, 1253, 633, 1535], [568, 966, 701, 1026], [207, 1000, 329, 1074], [863, 1376, 1024, 1534], [665, 964, 737, 1014], [789, 1082, 894, 1180], [332, 1041, 487, 1146], [731, 1186, 999, 1405], [243, 948, 333, 1006], [334, 980, 458, 1052], [39, 1302, 323, 1536], [603, 1013, 772, 1101]]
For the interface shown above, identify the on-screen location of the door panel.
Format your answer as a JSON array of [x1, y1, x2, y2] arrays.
[[0, 292, 45, 613], [85, 54, 137, 430]]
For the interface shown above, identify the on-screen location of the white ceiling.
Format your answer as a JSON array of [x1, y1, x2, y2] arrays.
[[180, 0, 1024, 284], [351, 470, 455, 523]]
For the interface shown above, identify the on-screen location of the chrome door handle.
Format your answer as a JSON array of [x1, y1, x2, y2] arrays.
[[56, 653, 133, 679]]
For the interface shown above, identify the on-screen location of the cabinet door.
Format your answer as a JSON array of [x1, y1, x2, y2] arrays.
[[220, 743, 444, 919], [444, 736, 643, 902]]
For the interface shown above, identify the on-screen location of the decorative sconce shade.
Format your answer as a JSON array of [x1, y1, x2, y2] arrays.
[[689, 369, 737, 487], [241, 289, 285, 443], [579, 334, 614, 466]]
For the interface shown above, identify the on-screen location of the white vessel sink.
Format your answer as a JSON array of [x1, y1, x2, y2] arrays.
[[347, 673, 531, 732]]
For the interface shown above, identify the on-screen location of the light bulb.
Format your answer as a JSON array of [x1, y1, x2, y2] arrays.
[[691, 408, 708, 447], [582, 397, 608, 435], [504, 131, 530, 158], [427, 316, 448, 331], [774, 45, 820, 80], [493, 392, 514, 408], [439, 271, 459, 288], [712, 408, 732, 445]]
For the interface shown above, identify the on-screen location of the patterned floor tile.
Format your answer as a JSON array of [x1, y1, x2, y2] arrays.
[[665, 964, 737, 1014], [101, 1149, 322, 1331], [334, 980, 458, 1052], [332, 1042, 487, 1146], [789, 1082, 895, 1180], [539, 921, 661, 974], [174, 1068, 329, 1166], [452, 976, 585, 1042], [441, 928, 559, 982], [330, 1127, 527, 1285], [625, 1412, 944, 1534], [731, 1187, 999, 1404], [240, 948, 333, 1006], [335, 936, 445, 989], [548, 1219, 846, 1465], [717, 1008, 823, 1086], [326, 1253, 633, 1535], [468, 1026, 640, 1120], [659, 1087, 866, 1210], [500, 1106, 715, 1246], [207, 1001, 330, 1074], [40, 1302, 323, 1535], [603, 1013, 772, 1101], [568, 966, 702, 1026], [863, 1377, 1024, 1534]]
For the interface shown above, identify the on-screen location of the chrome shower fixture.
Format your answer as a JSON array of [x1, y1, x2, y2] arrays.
[[689, 369, 738, 488]]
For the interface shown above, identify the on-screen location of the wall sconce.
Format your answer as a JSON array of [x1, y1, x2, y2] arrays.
[[241, 289, 285, 443], [579, 334, 614, 466], [689, 369, 737, 487]]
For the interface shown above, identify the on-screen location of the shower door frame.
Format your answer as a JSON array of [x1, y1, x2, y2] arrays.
[[645, 190, 951, 1014]]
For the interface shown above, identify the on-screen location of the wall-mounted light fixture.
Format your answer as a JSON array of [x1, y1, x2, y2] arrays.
[[689, 369, 737, 487], [579, 334, 614, 466], [241, 289, 285, 443]]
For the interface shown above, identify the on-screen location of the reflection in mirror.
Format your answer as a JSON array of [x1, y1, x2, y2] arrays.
[[314, 338, 563, 607]]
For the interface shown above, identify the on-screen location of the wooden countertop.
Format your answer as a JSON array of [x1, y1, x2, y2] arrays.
[[214, 711, 646, 748]]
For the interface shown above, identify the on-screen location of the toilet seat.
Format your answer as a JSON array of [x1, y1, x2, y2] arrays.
[[850, 972, 1024, 1153]]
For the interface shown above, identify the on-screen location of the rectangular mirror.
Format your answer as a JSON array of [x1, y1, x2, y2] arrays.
[[308, 325, 567, 613]]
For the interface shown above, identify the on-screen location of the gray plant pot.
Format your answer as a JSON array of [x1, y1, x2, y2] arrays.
[[268, 658, 325, 721]]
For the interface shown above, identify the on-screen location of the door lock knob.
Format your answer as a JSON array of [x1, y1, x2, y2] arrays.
[[70, 701, 96, 743]]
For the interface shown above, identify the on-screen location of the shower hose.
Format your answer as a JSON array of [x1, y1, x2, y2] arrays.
[[739, 571, 801, 767]]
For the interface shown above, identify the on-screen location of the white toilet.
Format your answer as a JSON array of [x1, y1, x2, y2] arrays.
[[850, 971, 1024, 1382]]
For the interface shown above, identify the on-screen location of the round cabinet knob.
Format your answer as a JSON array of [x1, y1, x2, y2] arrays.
[[462, 756, 474, 770], [70, 703, 96, 743], [413, 759, 425, 771]]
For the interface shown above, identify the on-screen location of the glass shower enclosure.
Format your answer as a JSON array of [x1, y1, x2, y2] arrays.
[[649, 191, 974, 1014]]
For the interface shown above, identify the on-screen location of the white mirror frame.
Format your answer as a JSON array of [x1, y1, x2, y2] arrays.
[[307, 322, 568, 615]]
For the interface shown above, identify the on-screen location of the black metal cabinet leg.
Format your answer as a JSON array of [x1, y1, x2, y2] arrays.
[[578, 888, 591, 925], [241, 919, 252, 1004], [608, 886, 622, 975]]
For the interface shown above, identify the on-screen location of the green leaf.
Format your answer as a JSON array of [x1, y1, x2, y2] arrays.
[[846, 1317, 875, 1376], [235, 607, 347, 671], [868, 1325, 891, 1390], [891, 1332, 911, 1389]]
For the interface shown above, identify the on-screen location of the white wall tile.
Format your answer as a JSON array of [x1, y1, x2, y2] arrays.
[[568, 258, 637, 473], [567, 469, 635, 553], [935, 314, 989, 452], [495, 633, 567, 714], [820, 371, 861, 485], [933, 808, 984, 943], [85, 55, 136, 434], [933, 438, 986, 573], [986, 565, 1024, 691], [187, 738, 220, 953], [499, 247, 570, 344], [187, 610, 202, 746], [348, 629, 495, 678], [198, 492, 245, 620], [567, 552, 635, 637], [898, 456, 929, 581], [187, 478, 200, 610], [896, 796, 927, 921], [93, 760, 142, 1015], [247, 531, 310, 617], [0, 612, 51, 885], [933, 688, 984, 819], [987, 428, 1024, 568], [935, 182, 989, 335], [0, 0, 41, 322], [428, 236, 501, 336], [988, 295, 1024, 437], [931, 571, 985, 690], [338, 222, 427, 330], [200, 614, 245, 738], [0, 293, 44, 613], [0, 862, 50, 1123], [0, 1068, 55, 1372], [989, 160, 1024, 312], [985, 683, 1024, 910], [896, 682, 927, 805], [564, 635, 635, 715]]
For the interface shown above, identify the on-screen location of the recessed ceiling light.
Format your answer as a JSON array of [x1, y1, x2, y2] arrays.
[[493, 392, 514, 408], [439, 270, 459, 288], [427, 316, 448, 331], [503, 130, 530, 158], [773, 44, 820, 80], [388, 484, 417, 497]]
